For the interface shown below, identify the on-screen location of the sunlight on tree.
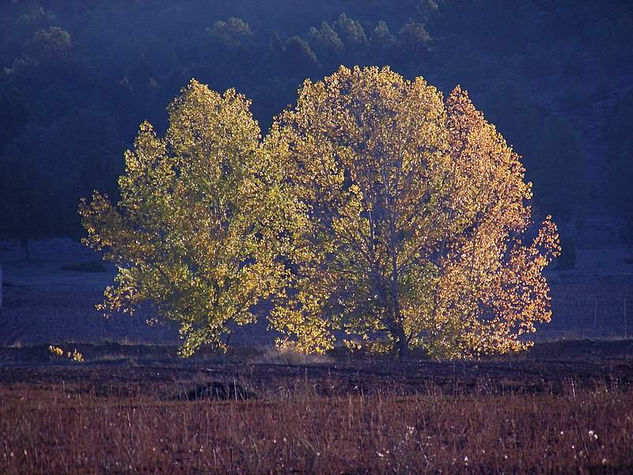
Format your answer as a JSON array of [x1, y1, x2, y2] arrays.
[[81, 67, 559, 359], [80, 79, 303, 356], [267, 66, 560, 358]]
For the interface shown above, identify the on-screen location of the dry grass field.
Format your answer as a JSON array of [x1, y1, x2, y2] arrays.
[[1, 343, 633, 473]]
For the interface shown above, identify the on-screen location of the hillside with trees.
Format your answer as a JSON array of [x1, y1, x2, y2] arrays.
[[1, 0, 632, 253]]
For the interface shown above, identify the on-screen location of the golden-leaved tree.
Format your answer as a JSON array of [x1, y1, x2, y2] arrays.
[[267, 66, 560, 358], [80, 80, 303, 356]]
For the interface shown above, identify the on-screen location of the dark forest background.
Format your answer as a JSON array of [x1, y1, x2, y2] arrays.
[[1, 0, 632, 257]]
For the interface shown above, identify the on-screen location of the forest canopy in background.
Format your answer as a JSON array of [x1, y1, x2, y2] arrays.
[[1, 0, 632, 246]]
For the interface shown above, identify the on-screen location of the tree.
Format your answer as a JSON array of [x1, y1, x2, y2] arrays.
[[332, 13, 368, 48], [397, 20, 431, 53], [205, 17, 257, 84], [370, 21, 395, 49], [24, 26, 72, 65], [283, 36, 319, 74], [206, 17, 254, 49], [267, 66, 559, 358], [80, 80, 301, 356], [308, 22, 344, 61]]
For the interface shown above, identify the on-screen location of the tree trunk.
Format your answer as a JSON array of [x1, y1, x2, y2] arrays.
[[394, 325, 409, 358], [388, 199, 408, 358]]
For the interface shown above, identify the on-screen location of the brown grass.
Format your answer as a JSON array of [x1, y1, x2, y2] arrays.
[[1, 375, 632, 473]]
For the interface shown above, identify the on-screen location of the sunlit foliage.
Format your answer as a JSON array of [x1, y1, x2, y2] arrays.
[[268, 66, 560, 358], [80, 80, 301, 356], [82, 67, 559, 359]]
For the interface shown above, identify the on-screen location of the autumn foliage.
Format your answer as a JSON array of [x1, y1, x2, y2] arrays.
[[80, 81, 302, 356], [268, 66, 560, 357], [81, 66, 560, 358]]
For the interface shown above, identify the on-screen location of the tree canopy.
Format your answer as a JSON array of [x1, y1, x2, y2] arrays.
[[82, 67, 559, 359], [80, 80, 301, 356], [267, 66, 560, 358]]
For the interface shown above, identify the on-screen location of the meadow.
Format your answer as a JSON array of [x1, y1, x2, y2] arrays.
[[1, 342, 633, 473]]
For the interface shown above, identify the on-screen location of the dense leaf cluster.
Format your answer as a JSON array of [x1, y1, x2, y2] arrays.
[[81, 68, 560, 358]]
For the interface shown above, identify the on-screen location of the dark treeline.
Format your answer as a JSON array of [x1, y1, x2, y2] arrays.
[[1, 0, 632, 251]]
